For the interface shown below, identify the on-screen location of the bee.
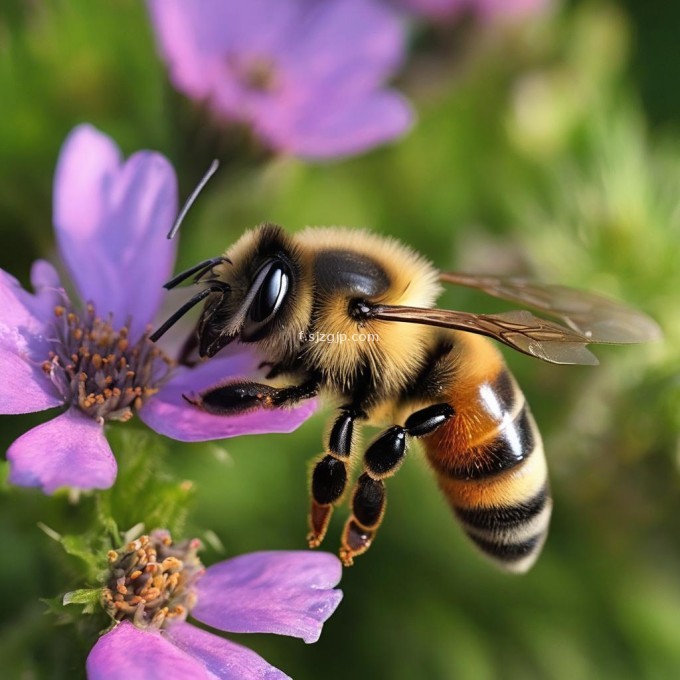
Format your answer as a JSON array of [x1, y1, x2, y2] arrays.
[[152, 224, 660, 571]]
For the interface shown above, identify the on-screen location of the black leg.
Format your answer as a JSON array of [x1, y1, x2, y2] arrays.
[[405, 403, 455, 437], [340, 402, 453, 565], [186, 378, 319, 415], [340, 473, 386, 566], [308, 406, 365, 548]]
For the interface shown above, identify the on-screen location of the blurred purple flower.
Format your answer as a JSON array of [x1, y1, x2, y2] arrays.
[[146, 0, 413, 160], [396, 0, 546, 21], [86, 532, 343, 680], [0, 124, 316, 494]]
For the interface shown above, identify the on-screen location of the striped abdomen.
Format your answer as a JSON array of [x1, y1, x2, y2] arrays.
[[423, 360, 552, 573]]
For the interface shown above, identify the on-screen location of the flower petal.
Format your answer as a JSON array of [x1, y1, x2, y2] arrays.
[[0, 260, 62, 340], [475, 0, 547, 19], [87, 621, 211, 680], [147, 0, 298, 101], [165, 621, 289, 680], [139, 350, 318, 442], [0, 339, 62, 414], [261, 89, 413, 160], [398, 0, 546, 20], [7, 409, 117, 493], [282, 0, 406, 88], [192, 551, 343, 644], [0, 260, 65, 414], [53, 124, 178, 340], [147, 0, 411, 160]]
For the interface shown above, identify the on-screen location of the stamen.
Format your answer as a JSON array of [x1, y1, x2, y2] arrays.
[[102, 531, 204, 631], [44, 303, 173, 422]]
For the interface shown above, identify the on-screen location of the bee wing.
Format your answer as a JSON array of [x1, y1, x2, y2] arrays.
[[371, 305, 600, 365], [440, 273, 662, 344]]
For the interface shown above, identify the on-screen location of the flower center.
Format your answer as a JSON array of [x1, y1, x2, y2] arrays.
[[102, 531, 204, 631], [42, 303, 173, 422], [229, 53, 279, 93]]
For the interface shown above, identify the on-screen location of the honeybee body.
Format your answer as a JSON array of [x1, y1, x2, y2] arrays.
[[417, 333, 550, 573], [154, 223, 657, 569]]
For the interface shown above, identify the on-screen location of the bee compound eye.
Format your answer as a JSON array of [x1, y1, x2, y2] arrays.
[[249, 261, 290, 323]]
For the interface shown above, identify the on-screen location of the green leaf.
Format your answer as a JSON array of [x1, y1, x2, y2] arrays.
[[63, 589, 102, 615]]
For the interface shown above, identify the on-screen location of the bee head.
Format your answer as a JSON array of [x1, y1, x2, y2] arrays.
[[151, 224, 310, 360], [196, 224, 310, 359]]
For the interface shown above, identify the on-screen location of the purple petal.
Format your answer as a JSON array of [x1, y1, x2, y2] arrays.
[[281, 0, 406, 88], [147, 0, 411, 159], [261, 89, 413, 160], [53, 124, 178, 340], [166, 621, 289, 680], [192, 551, 343, 644], [0, 261, 65, 414], [87, 621, 211, 680], [147, 0, 299, 123], [398, 0, 546, 19], [147, 0, 298, 96], [7, 408, 117, 493], [0, 339, 62, 414], [139, 350, 318, 442], [474, 0, 547, 18], [0, 260, 62, 339]]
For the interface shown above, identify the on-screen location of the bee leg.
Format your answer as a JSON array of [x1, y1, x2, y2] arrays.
[[404, 403, 455, 437], [339, 404, 454, 565], [188, 379, 319, 415], [340, 424, 406, 565], [340, 473, 386, 566], [308, 407, 365, 549]]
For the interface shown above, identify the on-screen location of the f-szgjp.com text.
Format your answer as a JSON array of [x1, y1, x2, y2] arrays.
[[298, 331, 380, 344]]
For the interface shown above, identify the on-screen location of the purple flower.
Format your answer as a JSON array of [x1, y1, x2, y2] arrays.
[[0, 124, 316, 494], [146, 0, 413, 160], [396, 0, 547, 21], [86, 532, 343, 680]]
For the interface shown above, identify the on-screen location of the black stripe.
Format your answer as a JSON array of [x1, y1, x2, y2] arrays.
[[470, 533, 542, 562], [430, 404, 536, 480], [491, 368, 517, 414], [402, 340, 455, 402], [455, 486, 548, 532]]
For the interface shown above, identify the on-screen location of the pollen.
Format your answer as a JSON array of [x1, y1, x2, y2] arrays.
[[43, 304, 173, 422], [102, 531, 204, 631]]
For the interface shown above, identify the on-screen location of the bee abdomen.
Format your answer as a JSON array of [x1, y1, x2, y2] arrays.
[[429, 400, 535, 481], [453, 485, 552, 573], [423, 367, 552, 572]]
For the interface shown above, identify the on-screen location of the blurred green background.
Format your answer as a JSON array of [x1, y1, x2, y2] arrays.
[[1, 1, 679, 678]]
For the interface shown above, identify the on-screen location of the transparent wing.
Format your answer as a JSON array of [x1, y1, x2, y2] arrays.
[[371, 305, 602, 365], [440, 273, 662, 344]]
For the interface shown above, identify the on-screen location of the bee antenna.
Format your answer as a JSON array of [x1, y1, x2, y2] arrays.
[[167, 159, 220, 240], [149, 285, 224, 343], [163, 256, 231, 290]]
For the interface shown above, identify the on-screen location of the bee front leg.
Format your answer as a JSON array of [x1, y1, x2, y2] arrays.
[[187, 379, 319, 415], [308, 406, 365, 549], [340, 403, 454, 566]]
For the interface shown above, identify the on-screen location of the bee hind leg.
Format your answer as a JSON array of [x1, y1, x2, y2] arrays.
[[307, 406, 364, 549], [340, 403, 454, 566]]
